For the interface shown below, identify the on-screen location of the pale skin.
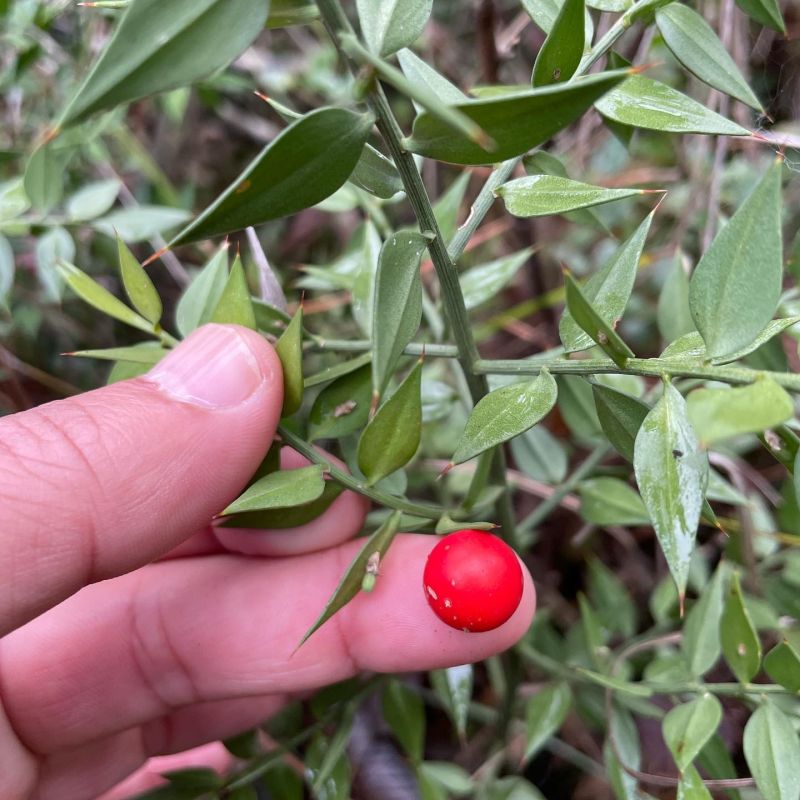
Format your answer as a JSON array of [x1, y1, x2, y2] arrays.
[[0, 324, 536, 800]]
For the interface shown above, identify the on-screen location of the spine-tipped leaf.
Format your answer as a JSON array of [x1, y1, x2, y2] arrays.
[[532, 0, 585, 87], [358, 360, 423, 485], [451, 370, 558, 465], [170, 108, 374, 245], [372, 231, 428, 398], [633, 382, 707, 601], [60, 0, 270, 126], [117, 234, 162, 326], [689, 159, 783, 360]]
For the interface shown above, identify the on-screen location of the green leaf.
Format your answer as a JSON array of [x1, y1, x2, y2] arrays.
[[0, 234, 14, 307], [633, 382, 708, 600], [720, 572, 762, 684], [309, 364, 372, 441], [592, 383, 650, 462], [560, 211, 653, 352], [397, 48, 468, 105], [734, 0, 785, 33], [532, 0, 584, 86], [605, 707, 646, 800], [418, 763, 473, 797], [0, 178, 30, 221], [221, 480, 344, 530], [656, 4, 762, 111], [712, 316, 800, 365], [587, 557, 636, 638], [356, 0, 432, 57], [523, 151, 607, 228], [677, 766, 713, 800], [382, 680, 425, 762], [92, 206, 191, 242], [66, 179, 120, 221], [35, 227, 74, 302], [349, 145, 403, 199], [686, 378, 794, 445], [406, 69, 627, 165], [299, 511, 402, 646], [341, 34, 488, 149], [222, 465, 325, 515], [523, 682, 572, 763], [452, 370, 558, 465], [595, 75, 749, 135], [175, 246, 229, 337], [764, 641, 800, 693], [162, 768, 221, 790], [372, 231, 428, 396], [486, 777, 547, 800], [429, 665, 473, 741], [460, 249, 532, 310], [558, 375, 602, 442], [58, 261, 153, 334], [306, 730, 351, 800], [432, 172, 471, 243], [348, 222, 381, 337], [209, 254, 255, 330], [310, 704, 356, 796], [171, 108, 373, 245], [578, 592, 607, 667], [275, 307, 304, 417], [23, 144, 67, 212], [358, 360, 422, 485], [117, 234, 162, 326], [657, 251, 695, 344], [266, 97, 401, 200], [663, 693, 722, 773], [579, 477, 650, 526], [267, 0, 318, 28], [107, 361, 153, 385], [564, 271, 635, 367], [227, 787, 259, 800], [689, 159, 783, 359], [510, 424, 568, 484], [744, 702, 800, 800], [521, 0, 594, 41], [682, 563, 726, 677], [70, 343, 166, 365], [59, 0, 270, 126], [497, 174, 643, 217], [305, 353, 373, 389]]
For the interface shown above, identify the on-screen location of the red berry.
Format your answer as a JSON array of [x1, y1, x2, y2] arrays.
[[422, 529, 524, 632]]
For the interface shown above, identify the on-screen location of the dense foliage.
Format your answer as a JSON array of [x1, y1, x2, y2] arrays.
[[2, 0, 800, 797]]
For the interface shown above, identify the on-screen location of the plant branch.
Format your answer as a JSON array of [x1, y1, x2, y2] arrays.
[[278, 425, 444, 520], [315, 0, 519, 544]]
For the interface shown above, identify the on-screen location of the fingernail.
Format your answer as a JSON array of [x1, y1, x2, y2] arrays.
[[146, 325, 265, 408]]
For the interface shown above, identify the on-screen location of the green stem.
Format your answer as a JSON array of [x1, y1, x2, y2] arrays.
[[310, 339, 800, 392], [519, 645, 796, 698], [577, 0, 672, 74], [447, 157, 521, 262], [475, 357, 800, 392], [315, 0, 519, 545], [278, 425, 444, 520], [309, 338, 458, 357]]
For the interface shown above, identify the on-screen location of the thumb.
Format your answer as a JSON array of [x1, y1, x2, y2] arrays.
[[0, 324, 283, 635]]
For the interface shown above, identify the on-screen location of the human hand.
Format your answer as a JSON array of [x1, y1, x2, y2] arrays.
[[0, 324, 536, 799]]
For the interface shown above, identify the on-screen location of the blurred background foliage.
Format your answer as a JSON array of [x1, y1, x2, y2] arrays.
[[2, 0, 800, 798]]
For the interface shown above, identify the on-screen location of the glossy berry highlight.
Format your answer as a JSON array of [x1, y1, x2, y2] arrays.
[[422, 529, 524, 632]]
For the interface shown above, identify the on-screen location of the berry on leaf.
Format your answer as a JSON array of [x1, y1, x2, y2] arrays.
[[422, 528, 524, 632]]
